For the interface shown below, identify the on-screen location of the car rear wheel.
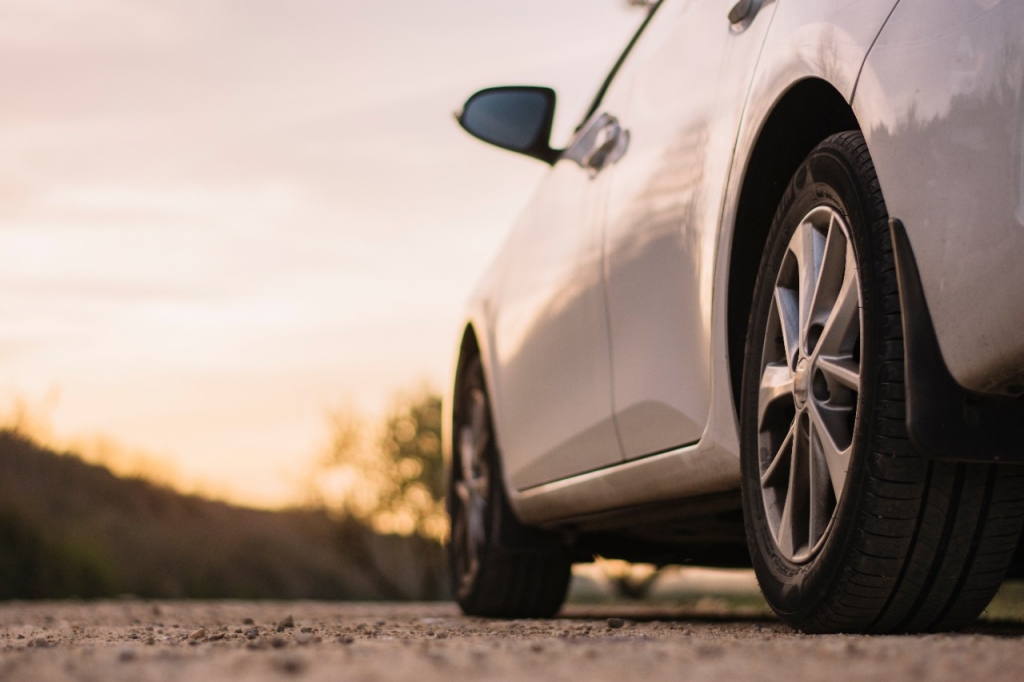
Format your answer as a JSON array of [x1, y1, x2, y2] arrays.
[[740, 131, 1024, 633], [448, 356, 572, 617]]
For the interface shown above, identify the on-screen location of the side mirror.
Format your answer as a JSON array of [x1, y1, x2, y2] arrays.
[[457, 86, 559, 164]]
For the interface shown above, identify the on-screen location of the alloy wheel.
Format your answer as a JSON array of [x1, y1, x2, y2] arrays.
[[452, 387, 492, 592], [757, 205, 863, 563]]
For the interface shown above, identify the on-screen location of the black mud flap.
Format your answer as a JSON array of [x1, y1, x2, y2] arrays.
[[891, 218, 1024, 462]]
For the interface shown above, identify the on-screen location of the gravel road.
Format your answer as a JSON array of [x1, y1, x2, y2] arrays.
[[1, 599, 1023, 682]]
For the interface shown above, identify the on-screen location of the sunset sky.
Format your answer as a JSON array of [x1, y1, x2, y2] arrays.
[[0, 1, 647, 506]]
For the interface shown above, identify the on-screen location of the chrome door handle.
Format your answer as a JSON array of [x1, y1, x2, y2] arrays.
[[565, 112, 630, 177], [581, 119, 628, 174], [728, 0, 760, 25]]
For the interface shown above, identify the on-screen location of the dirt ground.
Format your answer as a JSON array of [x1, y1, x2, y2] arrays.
[[1, 593, 1023, 682]]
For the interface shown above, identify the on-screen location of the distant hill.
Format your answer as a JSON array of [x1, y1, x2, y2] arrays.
[[0, 430, 446, 600]]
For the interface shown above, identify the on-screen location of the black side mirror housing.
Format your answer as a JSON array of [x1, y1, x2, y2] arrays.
[[457, 86, 559, 164]]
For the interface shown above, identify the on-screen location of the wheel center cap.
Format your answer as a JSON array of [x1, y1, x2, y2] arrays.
[[793, 358, 810, 408]]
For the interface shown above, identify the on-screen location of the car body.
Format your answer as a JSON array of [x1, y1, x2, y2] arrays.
[[445, 0, 1024, 632]]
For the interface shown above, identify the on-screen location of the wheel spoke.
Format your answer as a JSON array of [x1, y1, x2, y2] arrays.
[[808, 422, 835, 544], [467, 496, 486, 549], [795, 217, 824, 348], [459, 426, 476, 482], [816, 244, 860, 358], [774, 286, 800, 369], [758, 362, 794, 428], [469, 393, 490, 459], [806, 216, 848, 352], [817, 355, 860, 392], [761, 422, 795, 487], [809, 400, 852, 501], [776, 481, 797, 559], [454, 480, 472, 506], [778, 419, 811, 559]]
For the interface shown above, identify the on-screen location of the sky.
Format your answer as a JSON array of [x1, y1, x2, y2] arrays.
[[0, 0, 649, 507]]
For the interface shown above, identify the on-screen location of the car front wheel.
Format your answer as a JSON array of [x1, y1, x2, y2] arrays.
[[740, 131, 1024, 633]]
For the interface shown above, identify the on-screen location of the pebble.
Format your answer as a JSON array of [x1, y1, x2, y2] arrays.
[[607, 618, 625, 629], [270, 637, 288, 649], [242, 618, 255, 625], [189, 628, 207, 640], [118, 647, 137, 662], [277, 615, 295, 632], [30, 638, 50, 648], [274, 656, 306, 675]]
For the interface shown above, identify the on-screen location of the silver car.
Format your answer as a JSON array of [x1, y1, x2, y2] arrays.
[[445, 0, 1024, 633]]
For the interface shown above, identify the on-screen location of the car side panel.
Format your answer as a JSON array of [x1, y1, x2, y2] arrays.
[[486, 162, 623, 491], [599, 0, 777, 460], [506, 0, 902, 525], [855, 0, 1024, 395]]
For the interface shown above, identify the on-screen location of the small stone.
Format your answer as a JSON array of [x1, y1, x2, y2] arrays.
[[145, 637, 155, 646], [277, 615, 295, 631], [294, 632, 313, 645], [242, 618, 255, 625], [188, 640, 201, 647], [189, 628, 207, 640], [245, 627, 260, 639], [30, 638, 50, 648], [274, 657, 306, 675], [118, 647, 137, 662], [15, 635, 23, 640], [207, 632, 226, 642], [339, 636, 354, 645], [270, 637, 288, 649], [607, 618, 625, 629], [246, 639, 265, 650], [300, 626, 313, 633], [530, 643, 544, 653], [696, 644, 723, 658], [436, 631, 448, 640]]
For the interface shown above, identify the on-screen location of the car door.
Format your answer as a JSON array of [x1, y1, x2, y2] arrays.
[[599, 0, 776, 459], [490, 141, 621, 491]]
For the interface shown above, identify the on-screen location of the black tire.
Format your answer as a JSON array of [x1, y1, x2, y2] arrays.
[[739, 131, 1024, 633], [447, 356, 572, 617]]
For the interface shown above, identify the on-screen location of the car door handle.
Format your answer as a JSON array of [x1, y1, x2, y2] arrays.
[[728, 0, 760, 25], [565, 113, 630, 177]]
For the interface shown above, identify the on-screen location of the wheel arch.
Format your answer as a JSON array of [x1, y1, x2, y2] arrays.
[[445, 324, 483, 467], [445, 322, 506, 473], [726, 78, 860, 416]]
